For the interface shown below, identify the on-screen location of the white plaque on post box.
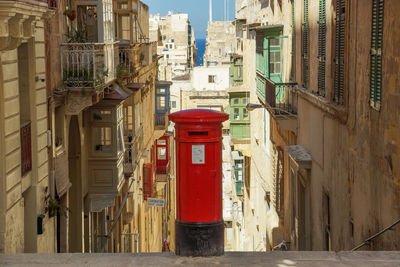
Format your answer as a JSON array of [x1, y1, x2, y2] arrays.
[[192, 145, 205, 164]]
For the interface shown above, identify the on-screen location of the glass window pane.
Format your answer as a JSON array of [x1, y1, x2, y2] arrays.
[[275, 63, 281, 74], [234, 108, 240, 120], [243, 108, 249, 120], [157, 140, 166, 145], [275, 51, 281, 62], [94, 127, 112, 153], [93, 110, 112, 121], [157, 96, 165, 110], [233, 98, 239, 105], [270, 38, 280, 46], [243, 98, 248, 105]]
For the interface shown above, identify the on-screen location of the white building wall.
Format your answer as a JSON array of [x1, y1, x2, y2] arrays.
[[192, 66, 230, 91]]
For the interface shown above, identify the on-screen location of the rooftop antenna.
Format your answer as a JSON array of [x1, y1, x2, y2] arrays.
[[227, 0, 230, 21], [209, 0, 212, 22], [224, 0, 226, 21]]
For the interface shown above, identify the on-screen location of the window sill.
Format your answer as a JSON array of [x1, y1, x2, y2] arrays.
[[296, 87, 348, 124]]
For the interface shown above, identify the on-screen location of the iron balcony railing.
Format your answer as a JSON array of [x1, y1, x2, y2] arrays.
[[61, 42, 119, 89], [124, 125, 144, 171], [256, 72, 298, 116]]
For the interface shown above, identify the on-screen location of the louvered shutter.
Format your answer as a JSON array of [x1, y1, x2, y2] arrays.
[[303, 0, 309, 88], [291, 0, 295, 81], [334, 0, 345, 104], [370, 0, 384, 111], [318, 0, 326, 96]]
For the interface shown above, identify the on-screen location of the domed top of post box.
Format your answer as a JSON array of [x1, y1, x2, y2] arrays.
[[169, 109, 229, 124]]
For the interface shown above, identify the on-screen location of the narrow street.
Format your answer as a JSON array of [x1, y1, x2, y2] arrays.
[[0, 0, 399, 263]]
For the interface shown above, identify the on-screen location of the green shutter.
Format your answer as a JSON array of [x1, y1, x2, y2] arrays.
[[291, 0, 295, 81], [334, 0, 345, 104], [303, 0, 309, 88], [318, 0, 326, 96], [370, 0, 384, 111]]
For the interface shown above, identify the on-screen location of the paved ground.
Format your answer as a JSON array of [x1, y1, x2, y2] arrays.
[[1, 251, 400, 266]]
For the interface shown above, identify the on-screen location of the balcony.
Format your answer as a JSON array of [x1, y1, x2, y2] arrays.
[[123, 126, 144, 177], [61, 42, 118, 90], [155, 113, 168, 130], [256, 73, 298, 133]]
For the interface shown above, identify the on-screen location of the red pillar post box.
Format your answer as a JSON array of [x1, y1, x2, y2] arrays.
[[169, 109, 228, 256]]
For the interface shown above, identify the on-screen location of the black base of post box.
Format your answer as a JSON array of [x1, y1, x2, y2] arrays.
[[175, 220, 224, 257]]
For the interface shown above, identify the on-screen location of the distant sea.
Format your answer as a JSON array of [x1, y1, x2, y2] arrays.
[[196, 38, 206, 66]]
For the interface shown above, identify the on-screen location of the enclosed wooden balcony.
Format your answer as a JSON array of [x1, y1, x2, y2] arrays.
[[61, 42, 119, 90]]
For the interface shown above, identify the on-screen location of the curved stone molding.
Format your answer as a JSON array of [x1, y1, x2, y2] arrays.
[[0, 1, 52, 51]]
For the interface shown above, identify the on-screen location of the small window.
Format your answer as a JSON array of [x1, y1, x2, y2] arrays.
[[233, 98, 239, 105], [157, 139, 166, 145], [243, 98, 248, 105], [208, 75, 216, 83], [94, 127, 112, 153], [157, 88, 166, 94], [234, 108, 240, 120], [93, 110, 112, 122], [171, 101, 176, 108]]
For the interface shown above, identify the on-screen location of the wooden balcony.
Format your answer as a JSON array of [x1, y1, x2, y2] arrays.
[[61, 42, 119, 90]]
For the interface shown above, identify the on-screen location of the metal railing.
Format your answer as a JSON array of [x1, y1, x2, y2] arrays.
[[118, 47, 135, 77], [61, 42, 118, 89], [20, 121, 32, 177], [124, 125, 144, 166], [156, 161, 170, 178], [352, 218, 400, 251], [257, 73, 298, 116], [155, 113, 168, 129]]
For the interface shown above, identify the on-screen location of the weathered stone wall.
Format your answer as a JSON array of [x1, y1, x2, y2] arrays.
[[293, 0, 400, 250], [0, 15, 54, 252]]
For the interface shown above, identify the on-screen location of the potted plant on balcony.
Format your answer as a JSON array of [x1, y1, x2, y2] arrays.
[[64, 9, 76, 21], [45, 196, 70, 218]]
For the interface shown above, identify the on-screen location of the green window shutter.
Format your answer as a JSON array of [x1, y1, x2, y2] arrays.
[[370, 0, 384, 111], [303, 0, 309, 88], [334, 0, 345, 104], [318, 0, 326, 97], [291, 0, 295, 81]]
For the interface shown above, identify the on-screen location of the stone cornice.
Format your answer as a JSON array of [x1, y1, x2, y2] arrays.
[[0, 1, 53, 51]]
